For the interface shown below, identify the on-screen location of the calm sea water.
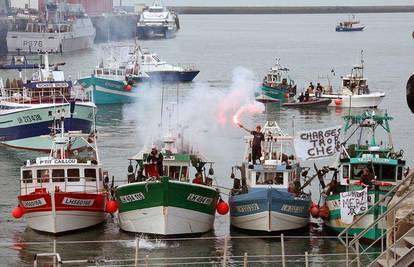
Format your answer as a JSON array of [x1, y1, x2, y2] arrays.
[[1, 13, 414, 266]]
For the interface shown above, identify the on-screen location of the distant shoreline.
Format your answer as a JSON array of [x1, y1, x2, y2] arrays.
[[168, 5, 414, 14]]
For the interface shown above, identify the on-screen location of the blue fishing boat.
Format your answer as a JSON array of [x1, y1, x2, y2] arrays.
[[255, 59, 296, 103], [229, 121, 311, 232], [335, 15, 365, 32], [0, 53, 96, 150]]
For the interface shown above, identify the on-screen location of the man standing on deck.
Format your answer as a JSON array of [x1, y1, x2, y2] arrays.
[[238, 124, 265, 164]]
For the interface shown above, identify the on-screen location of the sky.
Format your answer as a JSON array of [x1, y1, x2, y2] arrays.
[[11, 0, 414, 9]]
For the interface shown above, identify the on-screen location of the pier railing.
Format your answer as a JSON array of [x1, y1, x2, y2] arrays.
[[338, 169, 414, 266], [0, 235, 376, 267]]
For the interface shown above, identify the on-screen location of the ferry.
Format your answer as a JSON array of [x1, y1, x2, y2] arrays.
[[7, 3, 96, 53], [255, 59, 297, 103], [229, 121, 311, 232], [336, 15, 365, 32], [136, 0, 180, 39], [115, 131, 221, 235], [0, 53, 96, 150], [12, 119, 111, 234], [317, 53, 385, 108], [322, 111, 405, 241]]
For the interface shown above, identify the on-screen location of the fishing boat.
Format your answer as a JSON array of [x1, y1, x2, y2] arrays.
[[115, 131, 221, 235], [335, 15, 365, 32], [322, 111, 406, 241], [0, 53, 96, 150], [136, 0, 180, 39], [12, 119, 111, 234], [256, 59, 297, 103], [282, 98, 331, 109], [317, 53, 385, 108], [7, 2, 95, 53], [229, 121, 311, 232]]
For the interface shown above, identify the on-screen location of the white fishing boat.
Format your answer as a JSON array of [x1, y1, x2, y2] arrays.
[[318, 53, 385, 108], [12, 119, 112, 234], [0, 53, 96, 150], [7, 2, 95, 53], [136, 0, 179, 39]]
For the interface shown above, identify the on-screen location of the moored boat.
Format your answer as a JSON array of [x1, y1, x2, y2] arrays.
[[229, 121, 311, 232], [12, 120, 111, 234], [256, 59, 297, 103], [0, 53, 96, 150], [115, 132, 221, 235], [321, 111, 405, 241], [282, 98, 331, 109], [335, 15, 365, 32]]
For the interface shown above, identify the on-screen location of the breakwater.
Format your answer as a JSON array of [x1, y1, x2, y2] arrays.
[[169, 5, 414, 14]]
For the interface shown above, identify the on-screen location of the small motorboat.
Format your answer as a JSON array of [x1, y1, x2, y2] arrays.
[[335, 15, 365, 32], [282, 98, 331, 109], [255, 93, 280, 104]]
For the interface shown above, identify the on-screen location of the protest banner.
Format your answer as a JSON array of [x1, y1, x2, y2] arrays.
[[340, 188, 368, 224]]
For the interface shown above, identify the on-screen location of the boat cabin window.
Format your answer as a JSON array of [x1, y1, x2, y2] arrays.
[[99, 169, 103, 181], [67, 168, 80, 182], [342, 165, 349, 180], [169, 166, 180, 180], [117, 70, 123, 76], [52, 169, 65, 182], [103, 69, 110, 75], [85, 168, 97, 181], [397, 166, 403, 180], [351, 164, 396, 182], [256, 172, 285, 185], [110, 70, 116, 75], [181, 166, 188, 180], [96, 69, 102, 75], [37, 169, 50, 183], [22, 170, 33, 183]]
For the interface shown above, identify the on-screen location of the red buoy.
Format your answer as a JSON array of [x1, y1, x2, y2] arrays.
[[125, 84, 132, 92], [310, 205, 320, 218], [12, 206, 24, 219], [105, 200, 118, 213], [284, 93, 289, 98], [216, 200, 229, 215], [335, 98, 342, 106]]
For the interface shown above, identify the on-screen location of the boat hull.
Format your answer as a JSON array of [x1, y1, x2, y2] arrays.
[[78, 76, 140, 105], [18, 192, 107, 234], [0, 103, 95, 150], [256, 84, 290, 103], [229, 188, 310, 232], [324, 187, 390, 241], [136, 26, 176, 39], [282, 98, 331, 108], [336, 26, 365, 32], [145, 70, 199, 82], [321, 92, 385, 108], [115, 177, 219, 235], [7, 30, 95, 53]]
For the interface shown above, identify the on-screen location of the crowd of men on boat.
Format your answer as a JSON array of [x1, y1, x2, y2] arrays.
[[297, 82, 324, 102]]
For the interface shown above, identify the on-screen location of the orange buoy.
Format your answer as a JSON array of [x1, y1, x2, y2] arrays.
[[12, 206, 24, 219], [319, 205, 330, 220], [335, 98, 342, 106], [125, 84, 132, 92], [105, 200, 118, 213], [216, 200, 229, 215]]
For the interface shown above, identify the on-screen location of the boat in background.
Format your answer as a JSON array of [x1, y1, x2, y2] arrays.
[[282, 98, 331, 109], [0, 53, 96, 150], [136, 0, 180, 39], [7, 2, 95, 53], [229, 121, 311, 232], [255, 59, 296, 103], [317, 53, 385, 108], [336, 15, 365, 32], [322, 111, 405, 241], [13, 119, 111, 234]]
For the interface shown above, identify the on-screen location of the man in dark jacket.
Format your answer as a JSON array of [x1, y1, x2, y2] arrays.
[[147, 147, 164, 176], [239, 124, 264, 164]]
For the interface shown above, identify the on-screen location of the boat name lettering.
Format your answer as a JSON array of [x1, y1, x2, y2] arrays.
[[62, 197, 94, 206], [104, 82, 122, 89], [235, 203, 260, 213], [17, 114, 42, 124], [23, 40, 43, 48], [119, 192, 145, 203], [164, 155, 175, 160], [21, 198, 46, 208], [281, 204, 305, 213], [35, 82, 69, 88], [37, 159, 77, 165], [187, 193, 213, 205]]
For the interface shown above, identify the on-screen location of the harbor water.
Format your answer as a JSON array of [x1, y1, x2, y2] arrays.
[[1, 12, 414, 266]]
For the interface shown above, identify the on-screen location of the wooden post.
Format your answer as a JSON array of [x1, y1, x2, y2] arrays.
[[281, 234, 286, 267], [222, 235, 229, 267], [145, 255, 149, 267], [134, 237, 139, 267], [305, 251, 309, 267], [243, 252, 248, 267]]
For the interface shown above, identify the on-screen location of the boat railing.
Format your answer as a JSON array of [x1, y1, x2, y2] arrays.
[[3, 235, 377, 266], [20, 176, 104, 195], [338, 169, 414, 266]]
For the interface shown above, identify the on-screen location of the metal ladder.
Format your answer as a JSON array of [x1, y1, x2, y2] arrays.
[[337, 169, 414, 266]]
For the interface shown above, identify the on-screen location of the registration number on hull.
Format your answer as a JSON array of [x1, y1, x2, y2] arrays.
[[22, 40, 43, 48]]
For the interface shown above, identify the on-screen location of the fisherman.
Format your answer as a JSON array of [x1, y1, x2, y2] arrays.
[[192, 173, 204, 184], [238, 124, 265, 164], [316, 83, 323, 98], [308, 82, 315, 94], [359, 166, 375, 186], [147, 147, 164, 176], [304, 90, 310, 102], [298, 92, 305, 102]]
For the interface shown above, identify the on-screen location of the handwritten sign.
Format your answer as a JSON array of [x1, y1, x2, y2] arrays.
[[294, 126, 341, 160], [340, 188, 368, 224]]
